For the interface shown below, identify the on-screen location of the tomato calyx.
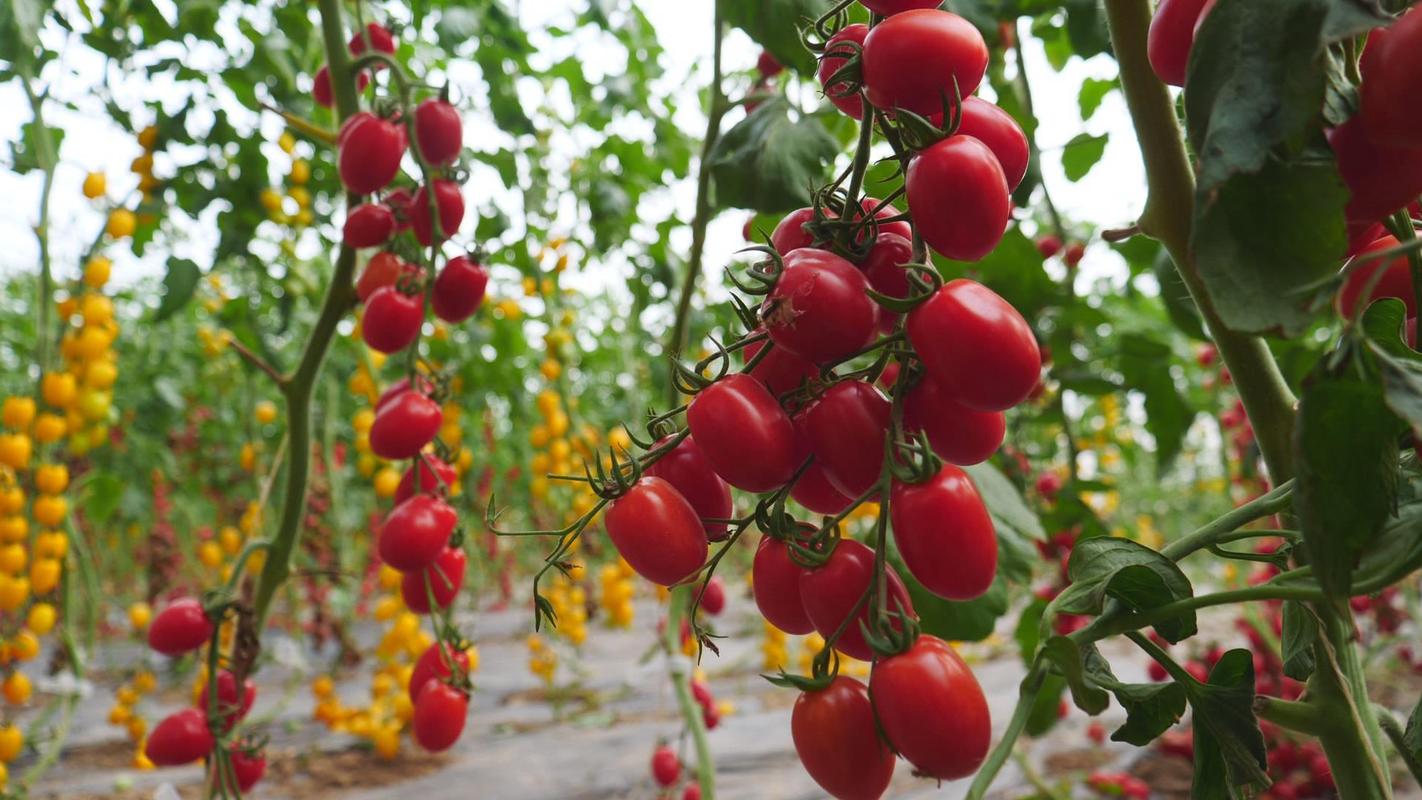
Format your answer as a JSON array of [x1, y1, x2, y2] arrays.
[[861, 602, 922, 659], [866, 261, 941, 314]]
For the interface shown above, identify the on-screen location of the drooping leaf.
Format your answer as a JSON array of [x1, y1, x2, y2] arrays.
[[1083, 648, 1188, 745], [717, 0, 837, 76], [1057, 537, 1197, 642], [1040, 636, 1109, 715], [1184, 650, 1272, 797], [1152, 249, 1208, 341], [707, 97, 838, 213], [1280, 601, 1317, 681], [154, 259, 202, 322], [909, 573, 1010, 643]]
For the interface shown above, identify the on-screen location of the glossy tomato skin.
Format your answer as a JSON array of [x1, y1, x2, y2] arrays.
[[370, 390, 442, 459], [409, 643, 470, 702], [432, 255, 488, 323], [907, 279, 1040, 411], [414, 99, 463, 165], [861, 0, 940, 13], [401, 546, 467, 613], [743, 332, 818, 398], [379, 494, 458, 572], [1328, 116, 1422, 227], [871, 634, 991, 780], [146, 708, 214, 766], [395, 456, 458, 503], [204, 669, 257, 733], [356, 252, 411, 302], [904, 375, 1006, 465], [770, 207, 819, 255], [752, 536, 815, 634], [687, 374, 799, 492], [411, 179, 465, 246], [791, 460, 856, 515], [862, 10, 988, 115], [757, 50, 784, 77], [652, 746, 681, 786], [1360, 8, 1422, 148], [362, 286, 424, 354], [314, 65, 369, 108], [863, 232, 914, 333], [646, 435, 734, 541], [700, 576, 727, 615], [1336, 235, 1418, 319], [906, 135, 1011, 262], [412, 681, 468, 752], [605, 477, 708, 585], [1147, 0, 1210, 86], [804, 381, 890, 499], [230, 746, 267, 792], [891, 465, 997, 600], [799, 539, 915, 661], [792, 676, 896, 800], [148, 597, 213, 656], [338, 113, 406, 195], [819, 24, 870, 119], [348, 22, 396, 55], [764, 249, 880, 364], [344, 203, 396, 248], [955, 97, 1030, 191]]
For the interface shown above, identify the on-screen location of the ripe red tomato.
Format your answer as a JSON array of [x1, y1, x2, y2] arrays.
[[743, 332, 818, 398], [369, 389, 442, 459], [851, 197, 914, 243], [410, 642, 470, 702], [605, 477, 708, 585], [890, 465, 997, 600], [313, 65, 369, 108], [803, 381, 890, 499], [1147, 0, 1210, 86], [1064, 241, 1086, 268], [791, 676, 896, 800], [646, 434, 734, 541], [700, 575, 727, 615], [147, 597, 213, 656], [375, 376, 432, 413], [861, 0, 940, 13], [651, 745, 681, 787], [395, 456, 458, 503], [906, 135, 1011, 262], [1336, 235, 1417, 319], [1036, 235, 1063, 258], [799, 538, 915, 662], [903, 375, 1005, 465], [870, 634, 991, 779], [862, 232, 914, 333], [686, 374, 799, 492], [753, 536, 815, 634], [791, 460, 855, 515], [338, 112, 406, 195], [203, 669, 256, 733], [344, 203, 396, 248], [379, 494, 458, 572], [348, 22, 396, 56], [362, 286, 424, 354], [229, 746, 267, 793], [402, 546, 467, 613], [683, 785, 702, 800], [906, 279, 1041, 411], [145, 708, 214, 766], [764, 249, 880, 364], [1361, 9, 1422, 148], [415, 99, 463, 165], [432, 255, 488, 323], [410, 179, 465, 246], [1328, 116, 1422, 227], [412, 681, 468, 752], [756, 50, 783, 77], [862, 10, 988, 115], [385, 187, 415, 231], [818, 24, 869, 119], [954, 97, 1030, 191], [355, 252, 411, 302]]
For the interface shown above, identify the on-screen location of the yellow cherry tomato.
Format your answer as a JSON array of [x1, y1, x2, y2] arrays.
[[0, 398, 35, 431], [0, 436, 31, 471], [32, 414, 65, 444], [137, 125, 159, 150], [40, 373, 77, 409], [82, 172, 106, 199], [2, 672, 32, 705], [83, 256, 111, 288], [32, 495, 67, 528], [106, 208, 136, 239], [25, 604, 55, 637], [254, 400, 278, 425], [128, 602, 152, 632], [35, 464, 68, 495]]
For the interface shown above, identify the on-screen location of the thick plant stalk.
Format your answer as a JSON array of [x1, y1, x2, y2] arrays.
[[665, 585, 715, 799]]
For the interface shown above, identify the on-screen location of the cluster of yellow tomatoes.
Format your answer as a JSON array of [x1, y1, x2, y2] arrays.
[[259, 133, 314, 229], [542, 569, 589, 646], [525, 634, 558, 685], [104, 654, 159, 770], [597, 558, 637, 629]]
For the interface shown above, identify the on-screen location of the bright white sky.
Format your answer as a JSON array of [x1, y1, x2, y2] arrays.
[[0, 1, 1145, 292]]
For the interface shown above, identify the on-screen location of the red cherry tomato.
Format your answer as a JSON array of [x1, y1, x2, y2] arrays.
[[891, 465, 997, 600], [145, 708, 214, 766], [651, 745, 681, 786], [791, 460, 856, 515], [1147, 0, 1210, 86], [861, 0, 941, 13], [954, 97, 1030, 191], [395, 456, 458, 503], [348, 22, 396, 56], [799, 538, 916, 661], [432, 255, 488, 323], [385, 186, 415, 231], [906, 135, 1011, 262], [410, 179, 465, 246], [1336, 235, 1418, 319], [604, 477, 709, 586], [770, 207, 820, 255], [202, 669, 257, 733], [904, 375, 1006, 465], [753, 536, 816, 634], [375, 376, 432, 414], [409, 642, 470, 702], [1036, 235, 1063, 258], [313, 65, 369, 108], [415, 99, 463, 166], [906, 279, 1041, 411], [764, 248, 880, 364], [229, 745, 267, 792], [743, 332, 818, 399], [402, 546, 467, 613], [863, 232, 914, 333], [412, 681, 468, 752], [862, 10, 988, 115], [147, 597, 213, 656], [646, 434, 734, 541], [362, 286, 424, 354], [686, 374, 799, 493], [683, 786, 702, 800], [851, 196, 914, 243], [792, 676, 896, 800], [1328, 115, 1422, 227], [379, 494, 458, 572], [803, 381, 890, 499], [338, 112, 406, 195], [355, 252, 413, 302], [344, 203, 396, 248], [756, 50, 784, 77], [818, 24, 869, 119], [1064, 241, 1086, 268], [700, 575, 727, 615], [369, 390, 442, 459], [1361, 9, 1422, 148], [870, 634, 991, 780]]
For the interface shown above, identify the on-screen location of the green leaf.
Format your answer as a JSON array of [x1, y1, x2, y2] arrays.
[[154, 258, 202, 322], [1025, 673, 1068, 736], [1280, 601, 1317, 681], [940, 227, 1057, 320], [1118, 332, 1195, 471], [1152, 249, 1207, 340], [1060, 133, 1106, 182], [1083, 648, 1188, 745], [1184, 650, 1271, 797], [78, 471, 125, 526], [910, 573, 1009, 643], [1078, 77, 1116, 122], [9, 120, 63, 175], [1040, 636, 1109, 715], [707, 97, 838, 213], [717, 0, 835, 76], [1402, 692, 1422, 766], [1058, 537, 1197, 643], [0, 0, 44, 61], [964, 460, 1044, 540]]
